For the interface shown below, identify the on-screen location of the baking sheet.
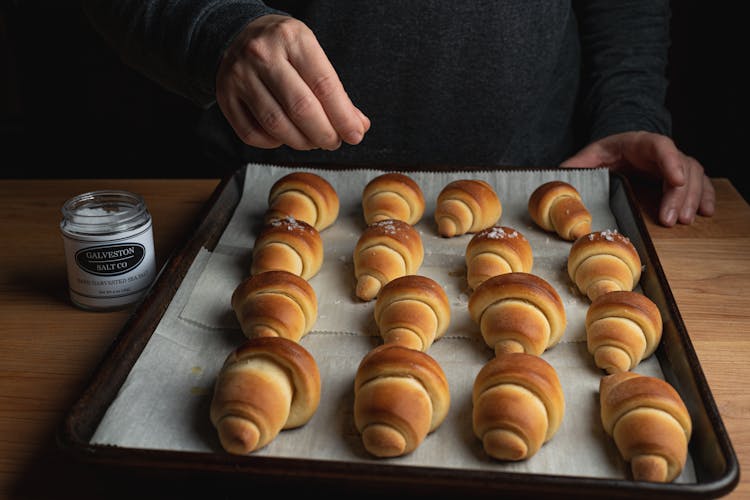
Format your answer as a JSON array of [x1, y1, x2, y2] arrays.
[[87, 163, 696, 481]]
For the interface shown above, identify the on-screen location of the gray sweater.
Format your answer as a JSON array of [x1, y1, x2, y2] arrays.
[[82, 1, 672, 169]]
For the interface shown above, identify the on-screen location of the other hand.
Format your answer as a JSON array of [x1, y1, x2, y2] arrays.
[[561, 131, 715, 226], [216, 14, 370, 151]]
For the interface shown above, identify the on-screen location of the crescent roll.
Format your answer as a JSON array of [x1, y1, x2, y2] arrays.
[[473, 352, 565, 461], [567, 229, 642, 301], [231, 270, 318, 342], [600, 372, 692, 482], [353, 219, 424, 301], [374, 274, 450, 351], [354, 344, 450, 458], [465, 225, 533, 291], [585, 290, 663, 374], [209, 337, 321, 454], [266, 172, 339, 231], [434, 179, 502, 237], [468, 272, 566, 356], [251, 216, 324, 280], [362, 172, 425, 225], [528, 180, 592, 241]]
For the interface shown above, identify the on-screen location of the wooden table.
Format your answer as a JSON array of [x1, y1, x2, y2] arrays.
[[1, 177, 748, 499]]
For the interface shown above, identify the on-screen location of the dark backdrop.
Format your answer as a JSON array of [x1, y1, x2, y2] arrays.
[[1, 2, 747, 202]]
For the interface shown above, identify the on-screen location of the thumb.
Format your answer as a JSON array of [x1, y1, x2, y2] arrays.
[[560, 145, 605, 168]]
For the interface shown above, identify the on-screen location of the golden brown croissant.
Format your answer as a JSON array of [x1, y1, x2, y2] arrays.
[[585, 290, 662, 374], [265, 172, 339, 231], [251, 216, 324, 280], [599, 371, 692, 482], [472, 352, 565, 461], [362, 172, 425, 225], [434, 179, 502, 237], [528, 180, 592, 241], [353, 344, 450, 458], [353, 219, 424, 301], [231, 270, 318, 342], [465, 225, 533, 291], [209, 337, 321, 455], [567, 229, 642, 301], [374, 274, 450, 351], [468, 272, 566, 356]]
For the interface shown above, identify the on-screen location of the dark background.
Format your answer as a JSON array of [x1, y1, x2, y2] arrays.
[[1, 2, 747, 202]]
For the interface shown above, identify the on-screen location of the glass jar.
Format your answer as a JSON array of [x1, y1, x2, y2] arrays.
[[60, 190, 156, 311]]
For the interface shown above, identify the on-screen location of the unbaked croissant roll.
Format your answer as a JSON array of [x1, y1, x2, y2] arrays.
[[231, 270, 318, 342], [567, 229, 642, 301], [434, 179, 502, 237], [362, 172, 425, 225], [585, 290, 662, 374], [374, 274, 450, 351], [599, 371, 692, 482], [472, 352, 565, 461], [353, 219, 424, 301], [465, 225, 533, 291], [354, 344, 450, 458], [528, 180, 592, 241], [468, 272, 566, 356], [209, 337, 321, 455], [251, 216, 324, 280], [266, 171, 339, 231]]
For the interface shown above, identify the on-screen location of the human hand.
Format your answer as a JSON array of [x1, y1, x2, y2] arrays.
[[560, 131, 715, 226], [216, 14, 370, 151]]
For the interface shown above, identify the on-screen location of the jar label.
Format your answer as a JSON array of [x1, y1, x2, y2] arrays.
[[63, 225, 156, 310], [75, 243, 146, 276]]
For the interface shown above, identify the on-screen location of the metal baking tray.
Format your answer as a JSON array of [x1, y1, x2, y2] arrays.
[[58, 166, 739, 499]]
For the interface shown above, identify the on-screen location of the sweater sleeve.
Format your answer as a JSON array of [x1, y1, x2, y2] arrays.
[[81, 0, 286, 107], [574, 0, 672, 141]]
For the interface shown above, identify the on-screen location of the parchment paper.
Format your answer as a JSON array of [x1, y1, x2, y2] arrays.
[[91, 163, 695, 482]]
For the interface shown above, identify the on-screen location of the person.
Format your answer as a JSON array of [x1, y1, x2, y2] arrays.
[[81, 1, 715, 227]]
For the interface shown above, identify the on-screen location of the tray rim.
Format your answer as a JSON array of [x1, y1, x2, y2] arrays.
[[56, 164, 740, 499]]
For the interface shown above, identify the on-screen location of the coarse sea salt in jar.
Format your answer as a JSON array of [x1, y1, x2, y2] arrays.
[[60, 190, 156, 311]]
